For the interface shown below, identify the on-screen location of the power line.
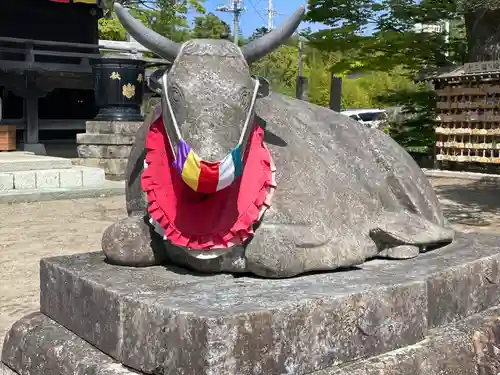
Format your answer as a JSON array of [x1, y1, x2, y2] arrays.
[[246, 0, 267, 25]]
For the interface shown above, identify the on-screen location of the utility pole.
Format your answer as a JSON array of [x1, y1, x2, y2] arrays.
[[216, 0, 245, 45], [297, 37, 303, 76], [267, 0, 274, 30], [296, 35, 308, 101]]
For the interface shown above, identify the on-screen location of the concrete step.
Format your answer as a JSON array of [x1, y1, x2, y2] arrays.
[[0, 152, 72, 172], [0, 166, 105, 191]]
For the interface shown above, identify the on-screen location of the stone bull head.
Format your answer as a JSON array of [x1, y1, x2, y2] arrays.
[[114, 3, 305, 161]]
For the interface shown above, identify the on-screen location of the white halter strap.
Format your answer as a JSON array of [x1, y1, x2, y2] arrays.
[[161, 72, 260, 155]]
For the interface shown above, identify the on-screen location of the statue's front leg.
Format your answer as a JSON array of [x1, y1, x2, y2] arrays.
[[101, 110, 167, 267], [102, 215, 167, 266]]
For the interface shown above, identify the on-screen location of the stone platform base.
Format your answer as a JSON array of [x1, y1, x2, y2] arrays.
[[3, 305, 500, 375], [3, 232, 500, 375], [76, 120, 141, 179]]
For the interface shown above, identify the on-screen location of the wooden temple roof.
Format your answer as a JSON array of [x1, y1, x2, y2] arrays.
[[421, 62, 500, 83]]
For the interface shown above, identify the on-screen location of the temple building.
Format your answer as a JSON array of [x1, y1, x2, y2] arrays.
[[0, 0, 103, 153]]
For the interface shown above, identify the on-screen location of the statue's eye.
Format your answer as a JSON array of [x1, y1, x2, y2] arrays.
[[169, 84, 183, 103]]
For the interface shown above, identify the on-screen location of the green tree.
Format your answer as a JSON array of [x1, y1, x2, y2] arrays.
[[191, 13, 231, 39], [98, 15, 127, 41], [250, 44, 300, 97], [151, 0, 206, 43], [306, 0, 466, 74], [98, 0, 206, 43], [305, 0, 471, 154], [247, 27, 269, 42]]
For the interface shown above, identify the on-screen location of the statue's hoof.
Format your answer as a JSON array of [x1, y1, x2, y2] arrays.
[[102, 216, 165, 267], [378, 245, 419, 260]]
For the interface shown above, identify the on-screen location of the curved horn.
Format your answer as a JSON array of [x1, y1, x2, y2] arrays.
[[114, 3, 181, 61], [242, 6, 305, 64]]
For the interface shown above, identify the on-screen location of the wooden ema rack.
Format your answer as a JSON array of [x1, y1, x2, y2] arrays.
[[434, 70, 500, 164]]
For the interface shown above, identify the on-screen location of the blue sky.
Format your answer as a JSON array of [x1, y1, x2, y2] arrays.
[[199, 0, 321, 37]]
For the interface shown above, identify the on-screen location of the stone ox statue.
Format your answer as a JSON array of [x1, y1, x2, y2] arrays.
[[102, 3, 454, 278]]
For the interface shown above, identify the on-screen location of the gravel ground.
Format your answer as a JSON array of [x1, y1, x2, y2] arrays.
[[0, 176, 499, 350]]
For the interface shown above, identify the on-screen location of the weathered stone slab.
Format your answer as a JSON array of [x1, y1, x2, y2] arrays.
[[38, 233, 500, 375], [76, 134, 136, 146], [40, 252, 233, 360], [1, 313, 141, 375], [427, 253, 500, 328], [77, 145, 132, 159], [316, 305, 500, 375], [5, 307, 500, 375], [86, 121, 142, 136]]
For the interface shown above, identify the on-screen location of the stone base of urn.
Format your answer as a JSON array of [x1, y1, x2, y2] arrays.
[[76, 120, 141, 179], [3, 232, 500, 375]]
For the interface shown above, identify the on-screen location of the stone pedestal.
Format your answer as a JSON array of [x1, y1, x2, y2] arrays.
[[3, 233, 500, 374], [76, 120, 141, 179]]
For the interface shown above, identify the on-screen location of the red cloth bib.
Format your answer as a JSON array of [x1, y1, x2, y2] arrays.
[[141, 113, 276, 251]]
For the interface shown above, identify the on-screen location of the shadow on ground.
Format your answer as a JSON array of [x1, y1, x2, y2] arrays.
[[433, 178, 500, 228]]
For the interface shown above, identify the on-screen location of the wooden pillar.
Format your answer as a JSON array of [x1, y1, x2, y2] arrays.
[[25, 95, 39, 144], [329, 73, 342, 112], [11, 75, 51, 155], [296, 76, 308, 101]]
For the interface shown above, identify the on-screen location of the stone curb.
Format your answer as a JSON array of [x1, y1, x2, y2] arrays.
[[0, 166, 105, 191], [423, 168, 500, 182], [0, 181, 125, 204]]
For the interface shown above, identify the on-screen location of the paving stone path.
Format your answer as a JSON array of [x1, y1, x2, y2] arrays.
[[0, 177, 500, 350]]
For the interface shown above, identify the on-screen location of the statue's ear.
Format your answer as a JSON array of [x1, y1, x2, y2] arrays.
[[148, 67, 168, 94], [253, 76, 270, 98]]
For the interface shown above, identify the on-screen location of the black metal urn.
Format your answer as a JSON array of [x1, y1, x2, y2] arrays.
[[91, 55, 146, 122]]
